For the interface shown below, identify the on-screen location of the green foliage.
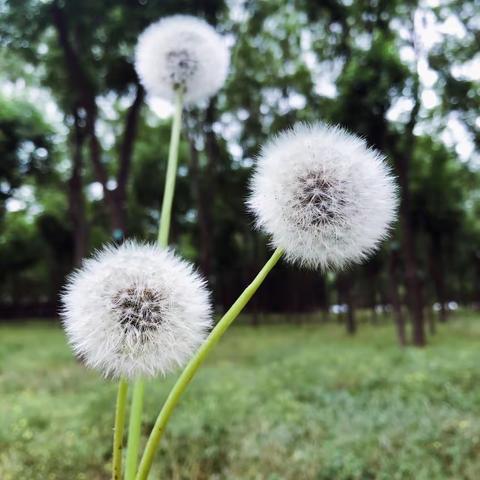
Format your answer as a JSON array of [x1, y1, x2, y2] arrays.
[[0, 95, 71, 302], [0, 96, 55, 212], [0, 0, 479, 315], [2, 315, 480, 479]]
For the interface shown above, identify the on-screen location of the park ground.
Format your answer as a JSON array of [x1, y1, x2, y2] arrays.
[[1, 313, 480, 479]]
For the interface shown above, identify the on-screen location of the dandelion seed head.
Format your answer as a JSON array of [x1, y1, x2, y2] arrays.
[[61, 241, 212, 379], [248, 123, 398, 270], [135, 15, 230, 104]]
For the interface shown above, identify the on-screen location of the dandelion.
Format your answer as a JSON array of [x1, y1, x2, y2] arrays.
[[135, 124, 397, 479], [133, 123, 398, 480], [248, 122, 398, 269], [61, 241, 212, 380], [134, 15, 230, 104]]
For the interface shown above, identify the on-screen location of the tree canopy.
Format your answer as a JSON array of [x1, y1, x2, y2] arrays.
[[0, 0, 478, 345]]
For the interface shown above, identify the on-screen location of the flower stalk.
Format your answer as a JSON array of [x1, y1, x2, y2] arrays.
[[124, 87, 184, 480], [135, 247, 284, 480], [112, 379, 128, 480], [124, 380, 145, 480], [158, 88, 184, 246]]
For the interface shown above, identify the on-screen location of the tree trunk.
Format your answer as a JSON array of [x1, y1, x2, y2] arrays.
[[319, 275, 330, 322], [345, 281, 357, 335], [388, 252, 407, 346], [68, 109, 88, 266], [401, 216, 425, 346], [425, 306, 436, 336], [51, 1, 143, 240], [367, 264, 378, 324], [429, 233, 448, 322], [85, 111, 126, 238], [392, 64, 426, 346], [199, 100, 219, 275], [187, 127, 212, 278], [114, 83, 145, 240], [338, 275, 356, 335]]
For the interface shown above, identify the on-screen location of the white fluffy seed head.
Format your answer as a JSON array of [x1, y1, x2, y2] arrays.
[[248, 123, 398, 270], [134, 15, 230, 104], [61, 241, 212, 379]]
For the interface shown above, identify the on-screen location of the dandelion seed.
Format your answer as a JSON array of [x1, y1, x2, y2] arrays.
[[135, 15, 230, 104], [248, 123, 398, 270], [61, 241, 212, 379]]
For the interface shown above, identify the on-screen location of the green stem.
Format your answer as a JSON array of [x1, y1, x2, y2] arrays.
[[112, 379, 128, 480], [158, 88, 184, 247], [124, 380, 144, 480], [135, 247, 284, 480], [124, 87, 184, 480]]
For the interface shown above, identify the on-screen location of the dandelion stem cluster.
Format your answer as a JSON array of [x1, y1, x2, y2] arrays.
[[130, 122, 396, 478], [132, 124, 396, 477], [60, 13, 397, 480]]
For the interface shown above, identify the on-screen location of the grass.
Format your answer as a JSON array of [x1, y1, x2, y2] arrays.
[[1, 313, 480, 479]]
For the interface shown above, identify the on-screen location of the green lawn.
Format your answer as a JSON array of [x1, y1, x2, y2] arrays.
[[1, 314, 480, 479]]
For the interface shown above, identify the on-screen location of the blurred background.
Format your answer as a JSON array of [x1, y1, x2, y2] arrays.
[[0, 0, 479, 479]]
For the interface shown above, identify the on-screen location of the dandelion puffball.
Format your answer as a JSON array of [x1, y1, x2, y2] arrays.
[[61, 241, 212, 379], [248, 123, 398, 270], [134, 15, 230, 104]]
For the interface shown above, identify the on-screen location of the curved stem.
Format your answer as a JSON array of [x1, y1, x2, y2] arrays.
[[124, 88, 184, 480], [112, 379, 128, 480], [135, 247, 284, 480]]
